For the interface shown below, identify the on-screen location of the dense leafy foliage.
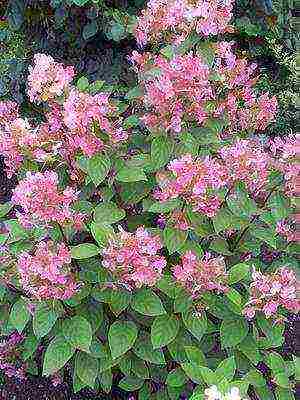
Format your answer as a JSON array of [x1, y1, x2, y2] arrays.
[[0, 1, 298, 400]]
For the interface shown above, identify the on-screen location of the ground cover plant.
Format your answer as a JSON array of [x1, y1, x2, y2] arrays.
[[0, 1, 298, 399]]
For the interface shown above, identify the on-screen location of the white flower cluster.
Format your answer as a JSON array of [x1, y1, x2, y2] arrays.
[[204, 386, 247, 400]]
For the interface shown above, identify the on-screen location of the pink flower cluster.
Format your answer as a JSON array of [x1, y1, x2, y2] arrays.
[[0, 56, 130, 178], [27, 53, 75, 103], [173, 251, 228, 298], [134, 0, 234, 46], [244, 267, 300, 319], [0, 107, 60, 177], [0, 332, 26, 380], [269, 134, 300, 198], [218, 139, 270, 194], [17, 241, 78, 300], [12, 171, 85, 229], [131, 43, 277, 134], [276, 219, 299, 243], [154, 154, 228, 217], [102, 226, 166, 288], [155, 137, 298, 217], [63, 88, 128, 158]]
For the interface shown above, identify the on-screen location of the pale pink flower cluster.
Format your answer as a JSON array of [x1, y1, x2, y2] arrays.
[[269, 134, 300, 197], [134, 0, 234, 46], [131, 43, 277, 134], [243, 267, 300, 319], [27, 53, 75, 103], [0, 332, 26, 380], [0, 100, 19, 125], [63, 88, 128, 157], [154, 154, 228, 217], [276, 219, 298, 243], [102, 226, 167, 288], [17, 241, 78, 300], [205, 386, 247, 400], [173, 251, 228, 298], [12, 171, 85, 229], [218, 139, 270, 194], [0, 56, 130, 178], [0, 109, 59, 177], [155, 137, 298, 217]]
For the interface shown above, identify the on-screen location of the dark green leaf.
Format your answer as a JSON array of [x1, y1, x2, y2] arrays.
[[108, 321, 138, 359], [62, 316, 92, 352], [132, 288, 166, 316], [87, 154, 111, 186], [220, 319, 249, 348], [151, 314, 180, 349], [43, 335, 75, 376], [9, 299, 30, 333], [93, 202, 125, 224], [33, 303, 58, 339]]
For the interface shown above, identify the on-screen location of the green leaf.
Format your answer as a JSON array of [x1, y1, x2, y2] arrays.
[[43, 335, 75, 376], [166, 368, 188, 387], [216, 356, 236, 382], [87, 154, 111, 186], [110, 290, 131, 315], [212, 207, 233, 233], [20, 332, 39, 362], [239, 335, 262, 364], [118, 376, 144, 391], [184, 346, 206, 365], [173, 290, 193, 313], [181, 363, 205, 384], [75, 351, 99, 388], [244, 370, 266, 387], [228, 263, 250, 285], [256, 315, 284, 348], [132, 288, 166, 316], [76, 76, 89, 91], [90, 222, 114, 248], [274, 373, 291, 389], [83, 21, 98, 40], [94, 202, 125, 224], [225, 288, 243, 314], [110, 22, 126, 41], [265, 352, 285, 374], [163, 227, 187, 254], [72, 0, 89, 5], [116, 166, 147, 182], [9, 299, 30, 333], [148, 199, 182, 213], [99, 370, 112, 393], [209, 238, 232, 255], [71, 243, 100, 259], [268, 192, 290, 221], [133, 332, 165, 365], [0, 202, 13, 218], [227, 184, 258, 218], [62, 316, 92, 352], [108, 321, 138, 359], [275, 388, 294, 400], [150, 136, 171, 170], [220, 319, 249, 348], [151, 314, 180, 349], [250, 227, 277, 249], [33, 304, 58, 339], [182, 309, 207, 342], [125, 86, 143, 100]]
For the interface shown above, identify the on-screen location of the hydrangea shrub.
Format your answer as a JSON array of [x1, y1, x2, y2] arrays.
[[0, 1, 299, 399]]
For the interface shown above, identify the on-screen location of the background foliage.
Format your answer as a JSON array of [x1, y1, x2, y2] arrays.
[[0, 1, 298, 400]]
